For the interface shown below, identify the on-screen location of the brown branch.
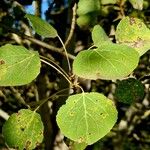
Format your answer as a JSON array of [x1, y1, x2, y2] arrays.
[[0, 23, 75, 60], [64, 3, 77, 47]]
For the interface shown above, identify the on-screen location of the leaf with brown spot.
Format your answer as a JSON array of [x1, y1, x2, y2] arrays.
[[2, 109, 44, 150], [116, 17, 150, 56], [56, 92, 117, 145]]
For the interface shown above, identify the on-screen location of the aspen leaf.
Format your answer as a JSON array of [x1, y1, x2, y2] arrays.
[[2, 109, 44, 150], [26, 14, 57, 38], [57, 92, 117, 145], [73, 43, 139, 80], [0, 44, 41, 86], [115, 78, 145, 104], [116, 17, 150, 56]]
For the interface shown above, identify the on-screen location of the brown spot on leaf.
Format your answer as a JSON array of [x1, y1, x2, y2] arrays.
[[70, 112, 74, 117], [100, 113, 103, 116], [138, 23, 142, 28], [133, 37, 144, 48], [88, 132, 92, 135], [0, 60, 5, 65], [129, 17, 136, 25], [36, 142, 40, 147], [78, 137, 85, 143], [25, 140, 32, 149], [20, 127, 25, 131], [40, 131, 43, 135]]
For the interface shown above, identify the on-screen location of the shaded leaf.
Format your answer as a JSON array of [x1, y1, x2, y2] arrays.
[[92, 25, 111, 47], [116, 17, 150, 56], [0, 44, 41, 86], [77, 0, 100, 16], [73, 43, 139, 80], [115, 78, 145, 104], [26, 14, 57, 38], [57, 92, 117, 145], [2, 109, 44, 150]]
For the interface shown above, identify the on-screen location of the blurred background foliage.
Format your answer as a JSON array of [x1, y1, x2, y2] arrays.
[[0, 0, 150, 149]]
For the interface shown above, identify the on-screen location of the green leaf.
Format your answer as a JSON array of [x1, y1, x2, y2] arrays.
[[2, 109, 44, 150], [26, 14, 57, 38], [116, 17, 150, 56], [129, 0, 143, 10], [77, 13, 97, 29], [77, 0, 100, 16], [0, 44, 41, 86], [56, 92, 117, 145], [101, 0, 117, 5], [114, 78, 145, 104], [73, 43, 139, 80], [92, 25, 111, 47]]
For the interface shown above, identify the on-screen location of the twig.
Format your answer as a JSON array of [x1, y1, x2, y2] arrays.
[[0, 109, 10, 120], [40, 59, 72, 85], [58, 35, 71, 72], [40, 55, 70, 79], [65, 3, 77, 47], [0, 23, 75, 60]]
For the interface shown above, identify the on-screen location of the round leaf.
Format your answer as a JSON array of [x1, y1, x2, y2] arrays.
[[2, 109, 44, 150], [56, 92, 118, 145], [73, 43, 139, 80], [26, 14, 57, 38], [115, 78, 145, 104], [116, 17, 150, 56], [0, 44, 41, 86]]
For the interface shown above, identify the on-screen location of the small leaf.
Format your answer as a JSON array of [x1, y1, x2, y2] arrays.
[[57, 92, 117, 145], [129, 0, 143, 10], [0, 44, 41, 86], [116, 17, 150, 56], [26, 14, 57, 38], [92, 25, 111, 47], [2, 109, 44, 150], [77, 0, 100, 16], [73, 43, 139, 80], [115, 78, 145, 104]]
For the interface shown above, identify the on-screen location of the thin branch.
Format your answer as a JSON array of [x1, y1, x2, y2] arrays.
[[40, 55, 70, 80], [57, 35, 71, 72], [34, 88, 70, 112], [0, 23, 75, 60], [0, 109, 10, 120], [22, 34, 75, 60], [40, 59, 72, 85], [65, 3, 77, 47]]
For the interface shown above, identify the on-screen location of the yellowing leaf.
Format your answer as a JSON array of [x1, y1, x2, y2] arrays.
[[2, 109, 44, 150], [73, 43, 139, 80], [57, 92, 117, 145], [0, 44, 41, 86], [116, 17, 150, 56]]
